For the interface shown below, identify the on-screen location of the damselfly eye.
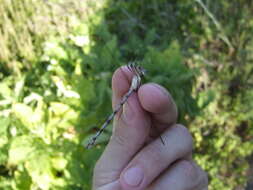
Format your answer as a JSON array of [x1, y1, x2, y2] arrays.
[[140, 68, 146, 76], [127, 62, 135, 72], [136, 66, 145, 76], [126, 62, 146, 77], [127, 64, 132, 72]]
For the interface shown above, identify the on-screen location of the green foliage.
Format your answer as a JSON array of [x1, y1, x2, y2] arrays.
[[0, 0, 89, 74], [188, 1, 253, 189], [142, 43, 198, 121], [0, 0, 253, 190]]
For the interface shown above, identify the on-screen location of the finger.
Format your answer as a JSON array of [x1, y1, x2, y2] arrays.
[[93, 66, 151, 187], [112, 66, 133, 109], [138, 83, 178, 134], [147, 160, 208, 190], [120, 124, 193, 190]]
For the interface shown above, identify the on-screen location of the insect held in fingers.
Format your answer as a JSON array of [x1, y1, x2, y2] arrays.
[[85, 62, 164, 149]]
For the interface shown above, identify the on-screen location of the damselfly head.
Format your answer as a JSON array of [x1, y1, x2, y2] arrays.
[[127, 62, 146, 77], [137, 65, 146, 77]]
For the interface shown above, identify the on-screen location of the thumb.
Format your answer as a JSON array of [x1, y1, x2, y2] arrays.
[[93, 66, 151, 189]]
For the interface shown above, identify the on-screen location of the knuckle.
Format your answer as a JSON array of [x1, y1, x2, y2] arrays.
[[110, 132, 128, 147], [173, 160, 208, 190], [178, 160, 197, 179], [145, 142, 163, 163], [93, 162, 119, 189], [93, 159, 108, 179], [172, 124, 193, 154], [191, 163, 209, 189]]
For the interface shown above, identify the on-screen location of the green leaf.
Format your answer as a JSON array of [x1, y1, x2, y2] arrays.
[[8, 136, 35, 165], [0, 117, 10, 134], [26, 154, 54, 190], [14, 168, 32, 190], [0, 117, 10, 148], [14, 76, 25, 102], [0, 82, 12, 100], [12, 103, 34, 128], [51, 156, 67, 170]]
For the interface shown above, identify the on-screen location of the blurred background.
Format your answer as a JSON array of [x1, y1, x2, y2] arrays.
[[0, 0, 252, 189]]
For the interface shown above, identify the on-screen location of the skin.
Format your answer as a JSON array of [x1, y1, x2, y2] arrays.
[[93, 66, 208, 190]]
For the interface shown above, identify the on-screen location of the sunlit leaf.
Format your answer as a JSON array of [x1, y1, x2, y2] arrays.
[[8, 136, 34, 165]]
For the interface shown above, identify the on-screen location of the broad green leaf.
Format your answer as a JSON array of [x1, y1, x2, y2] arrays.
[[0, 117, 10, 134], [50, 102, 75, 118], [12, 103, 34, 128], [8, 136, 34, 165], [26, 154, 54, 190], [0, 82, 12, 100], [14, 169, 32, 190], [14, 76, 25, 102], [51, 156, 67, 170]]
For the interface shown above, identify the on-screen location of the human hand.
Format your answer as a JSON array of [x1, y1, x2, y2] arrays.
[[93, 66, 208, 190]]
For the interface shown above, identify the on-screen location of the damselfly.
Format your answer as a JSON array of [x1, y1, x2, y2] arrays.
[[86, 62, 164, 149]]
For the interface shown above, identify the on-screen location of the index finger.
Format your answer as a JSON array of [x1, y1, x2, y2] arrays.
[[93, 66, 151, 188]]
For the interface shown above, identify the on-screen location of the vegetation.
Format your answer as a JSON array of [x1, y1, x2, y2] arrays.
[[0, 0, 252, 189]]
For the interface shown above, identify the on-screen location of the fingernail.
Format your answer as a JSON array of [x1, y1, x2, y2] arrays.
[[124, 166, 144, 187]]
